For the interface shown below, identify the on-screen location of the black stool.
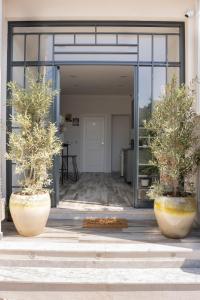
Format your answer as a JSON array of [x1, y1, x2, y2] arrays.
[[62, 155, 79, 182], [60, 142, 79, 184], [61, 143, 69, 184]]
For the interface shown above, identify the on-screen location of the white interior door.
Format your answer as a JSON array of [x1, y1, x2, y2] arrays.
[[83, 116, 105, 172], [112, 115, 130, 172]]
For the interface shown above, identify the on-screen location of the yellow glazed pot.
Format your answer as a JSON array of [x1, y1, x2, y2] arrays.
[[9, 192, 50, 237], [154, 196, 197, 239]]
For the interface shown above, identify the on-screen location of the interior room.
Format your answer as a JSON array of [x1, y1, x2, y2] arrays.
[[59, 65, 134, 209]]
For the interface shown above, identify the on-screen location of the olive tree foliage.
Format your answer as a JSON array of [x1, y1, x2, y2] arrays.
[[6, 72, 62, 195], [145, 76, 200, 198]]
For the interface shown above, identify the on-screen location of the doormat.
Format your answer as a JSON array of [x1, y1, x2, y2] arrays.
[[83, 218, 128, 229]]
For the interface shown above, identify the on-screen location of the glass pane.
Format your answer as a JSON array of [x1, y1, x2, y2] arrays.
[[14, 26, 95, 33], [168, 35, 179, 62], [25, 67, 39, 88], [139, 148, 152, 165], [12, 67, 24, 87], [54, 45, 137, 53], [14, 26, 180, 34], [40, 35, 53, 61], [26, 35, 39, 61], [11, 67, 25, 117], [13, 35, 24, 61], [96, 34, 116, 44], [12, 163, 23, 187], [167, 67, 180, 84], [153, 67, 166, 103], [54, 53, 137, 62], [139, 67, 152, 126], [139, 35, 152, 61], [55, 34, 74, 44], [76, 34, 95, 44], [39, 67, 54, 83], [118, 34, 137, 44], [153, 35, 166, 61], [96, 27, 179, 34]]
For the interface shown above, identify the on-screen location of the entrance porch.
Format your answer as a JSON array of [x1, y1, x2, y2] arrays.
[[1, 210, 200, 299]]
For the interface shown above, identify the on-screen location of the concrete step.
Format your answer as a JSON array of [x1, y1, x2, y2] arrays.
[[0, 241, 199, 269], [0, 255, 200, 269], [0, 266, 200, 292], [50, 207, 155, 221], [0, 241, 200, 259], [0, 242, 200, 298]]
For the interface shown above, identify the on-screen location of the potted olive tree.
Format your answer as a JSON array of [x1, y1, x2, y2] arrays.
[[145, 77, 200, 238], [7, 72, 62, 237]]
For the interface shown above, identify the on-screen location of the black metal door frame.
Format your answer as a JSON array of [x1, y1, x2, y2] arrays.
[[6, 20, 185, 208]]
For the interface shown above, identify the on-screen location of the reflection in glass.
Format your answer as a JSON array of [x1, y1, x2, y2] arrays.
[[96, 27, 180, 34], [76, 34, 95, 44], [96, 34, 116, 44], [118, 34, 137, 44], [40, 35, 53, 61], [14, 26, 95, 33], [13, 35, 24, 61], [12, 67, 24, 87], [11, 67, 25, 117], [153, 35, 166, 61], [168, 35, 179, 62], [153, 67, 166, 103], [12, 163, 23, 187], [54, 53, 137, 61], [139, 148, 152, 165], [54, 34, 74, 44], [26, 35, 39, 61], [54, 45, 137, 53], [167, 67, 180, 84], [139, 35, 152, 61], [25, 67, 39, 88], [139, 67, 152, 126], [39, 66, 54, 82]]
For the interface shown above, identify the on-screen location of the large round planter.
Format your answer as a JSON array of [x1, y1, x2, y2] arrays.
[[9, 192, 51, 237], [154, 196, 197, 239]]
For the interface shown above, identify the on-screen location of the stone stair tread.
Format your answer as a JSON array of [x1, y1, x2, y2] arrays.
[[0, 241, 199, 252], [0, 256, 200, 269]]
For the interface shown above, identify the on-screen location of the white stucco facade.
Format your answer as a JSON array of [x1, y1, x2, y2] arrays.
[[0, 0, 200, 200]]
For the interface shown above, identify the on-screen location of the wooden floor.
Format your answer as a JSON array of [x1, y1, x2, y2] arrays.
[[59, 173, 133, 208]]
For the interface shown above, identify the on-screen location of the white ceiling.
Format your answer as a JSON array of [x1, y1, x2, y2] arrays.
[[60, 65, 133, 95]]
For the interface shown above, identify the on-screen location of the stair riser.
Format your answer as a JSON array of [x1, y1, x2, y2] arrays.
[[0, 282, 200, 292], [0, 250, 199, 259], [0, 259, 199, 268], [1, 290, 200, 300]]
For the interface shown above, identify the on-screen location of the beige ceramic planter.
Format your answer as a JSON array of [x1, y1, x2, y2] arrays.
[[9, 192, 50, 237], [154, 196, 197, 239]]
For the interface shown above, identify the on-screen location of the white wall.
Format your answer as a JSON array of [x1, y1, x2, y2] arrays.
[[61, 94, 131, 172], [4, 0, 196, 21]]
